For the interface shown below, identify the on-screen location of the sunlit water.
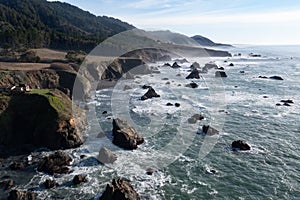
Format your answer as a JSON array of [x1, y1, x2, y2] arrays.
[[1, 45, 299, 199]]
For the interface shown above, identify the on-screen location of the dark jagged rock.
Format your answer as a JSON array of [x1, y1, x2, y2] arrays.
[[283, 103, 291, 106], [175, 103, 181, 107], [8, 190, 36, 200], [215, 71, 227, 77], [112, 118, 144, 150], [166, 103, 173, 106], [102, 111, 108, 115], [217, 66, 225, 70], [44, 179, 59, 189], [201, 125, 219, 136], [240, 71, 245, 74], [99, 178, 140, 200], [163, 63, 171, 67], [186, 82, 198, 88], [229, 63, 234, 66], [186, 68, 200, 79], [276, 103, 281, 106], [37, 151, 72, 175], [232, 140, 251, 151], [73, 174, 88, 185], [97, 147, 117, 164], [141, 87, 160, 100], [171, 62, 181, 69], [162, 78, 169, 80], [280, 99, 294, 104], [269, 76, 283, 80]]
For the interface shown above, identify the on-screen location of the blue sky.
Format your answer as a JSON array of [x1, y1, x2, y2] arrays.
[[48, 0, 300, 45]]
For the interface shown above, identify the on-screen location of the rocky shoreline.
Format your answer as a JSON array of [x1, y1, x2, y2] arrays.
[[1, 47, 285, 199]]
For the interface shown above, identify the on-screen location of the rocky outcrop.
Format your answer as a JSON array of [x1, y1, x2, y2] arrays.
[[0, 69, 89, 99], [141, 87, 160, 100], [73, 174, 88, 185], [37, 151, 72, 175], [201, 125, 219, 136], [112, 118, 144, 150], [101, 58, 150, 80], [97, 147, 117, 164], [99, 178, 140, 200], [215, 71, 227, 77], [8, 190, 36, 200], [269, 76, 283, 80], [44, 179, 59, 189], [171, 62, 181, 69], [258, 75, 283, 80], [232, 140, 251, 150], [0, 90, 85, 154], [186, 68, 200, 79]]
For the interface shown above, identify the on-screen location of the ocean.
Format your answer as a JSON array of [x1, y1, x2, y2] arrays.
[[1, 45, 299, 199]]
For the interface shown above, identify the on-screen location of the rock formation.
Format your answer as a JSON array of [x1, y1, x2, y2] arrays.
[[99, 178, 140, 200], [97, 147, 117, 164], [37, 151, 72, 175], [232, 140, 251, 150], [186, 68, 200, 79], [141, 87, 160, 100], [112, 118, 144, 150]]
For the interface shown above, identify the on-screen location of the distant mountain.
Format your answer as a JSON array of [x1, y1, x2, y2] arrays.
[[147, 30, 200, 47], [0, 0, 134, 51], [191, 35, 232, 47]]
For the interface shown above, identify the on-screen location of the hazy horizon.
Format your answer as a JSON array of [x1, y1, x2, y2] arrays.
[[46, 0, 300, 45]]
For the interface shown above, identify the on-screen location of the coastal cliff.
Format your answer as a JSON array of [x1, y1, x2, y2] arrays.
[[0, 89, 86, 155]]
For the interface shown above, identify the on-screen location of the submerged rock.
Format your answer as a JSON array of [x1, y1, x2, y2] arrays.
[[190, 62, 200, 69], [99, 178, 140, 200], [232, 140, 251, 150], [188, 114, 204, 124], [112, 118, 144, 150], [229, 63, 234, 66], [186, 68, 200, 79], [141, 87, 160, 100], [97, 147, 117, 164], [37, 151, 72, 175], [186, 82, 198, 88], [8, 190, 36, 200], [201, 125, 219, 136], [215, 71, 227, 77]]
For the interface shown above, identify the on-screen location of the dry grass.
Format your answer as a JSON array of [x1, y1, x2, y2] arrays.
[[30, 48, 67, 61], [0, 62, 50, 70]]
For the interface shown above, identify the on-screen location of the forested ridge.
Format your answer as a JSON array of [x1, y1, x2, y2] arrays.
[[0, 0, 134, 52]]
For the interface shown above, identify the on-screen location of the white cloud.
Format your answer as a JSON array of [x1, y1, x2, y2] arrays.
[[126, 9, 300, 26]]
